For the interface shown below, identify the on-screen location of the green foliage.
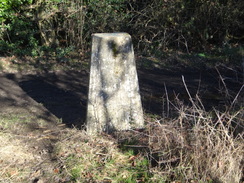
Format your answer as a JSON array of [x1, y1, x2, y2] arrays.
[[0, 0, 243, 57], [0, 0, 38, 56], [129, 0, 244, 54], [0, 0, 32, 23], [85, 0, 128, 31], [0, 18, 39, 56], [83, 0, 129, 49], [56, 46, 74, 60]]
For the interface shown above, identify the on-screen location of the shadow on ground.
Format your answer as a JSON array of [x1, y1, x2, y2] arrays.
[[4, 71, 88, 128], [19, 78, 86, 127], [1, 64, 243, 127]]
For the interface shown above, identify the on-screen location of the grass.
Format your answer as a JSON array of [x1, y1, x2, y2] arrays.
[[0, 92, 243, 182], [0, 47, 243, 182], [0, 113, 31, 129], [138, 45, 244, 71], [52, 129, 152, 182], [0, 132, 35, 182], [1, 45, 243, 73], [0, 51, 88, 73]]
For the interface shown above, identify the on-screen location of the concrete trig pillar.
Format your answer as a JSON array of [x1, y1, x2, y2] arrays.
[[86, 33, 144, 134]]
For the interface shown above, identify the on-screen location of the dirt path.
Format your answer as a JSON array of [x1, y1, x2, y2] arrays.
[[1, 66, 243, 126]]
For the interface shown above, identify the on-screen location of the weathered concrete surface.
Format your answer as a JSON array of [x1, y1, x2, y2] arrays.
[[87, 33, 144, 134]]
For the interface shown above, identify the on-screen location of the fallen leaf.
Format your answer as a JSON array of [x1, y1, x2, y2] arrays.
[[53, 168, 59, 173]]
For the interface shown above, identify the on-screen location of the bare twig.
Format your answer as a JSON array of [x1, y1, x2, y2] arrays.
[[163, 83, 170, 117], [215, 66, 230, 97], [230, 84, 244, 110], [182, 75, 197, 109]]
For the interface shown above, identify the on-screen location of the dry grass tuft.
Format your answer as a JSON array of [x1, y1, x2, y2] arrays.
[[0, 132, 37, 182], [188, 109, 243, 183], [117, 105, 243, 182], [116, 76, 243, 182]]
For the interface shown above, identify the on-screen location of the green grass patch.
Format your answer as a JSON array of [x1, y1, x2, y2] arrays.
[[0, 113, 31, 129]]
